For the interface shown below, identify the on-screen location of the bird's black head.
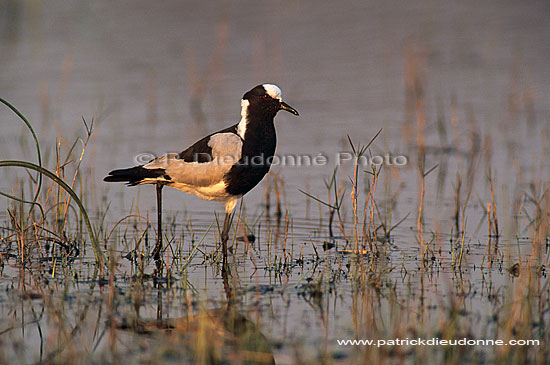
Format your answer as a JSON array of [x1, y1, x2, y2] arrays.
[[242, 84, 299, 119]]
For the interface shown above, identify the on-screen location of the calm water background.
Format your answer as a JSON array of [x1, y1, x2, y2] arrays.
[[1, 0, 550, 362], [1, 0, 549, 214]]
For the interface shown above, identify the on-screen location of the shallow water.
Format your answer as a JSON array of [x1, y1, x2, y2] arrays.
[[1, 0, 550, 363]]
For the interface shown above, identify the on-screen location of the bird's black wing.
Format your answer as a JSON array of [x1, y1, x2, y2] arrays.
[[178, 124, 239, 163], [104, 124, 241, 187]]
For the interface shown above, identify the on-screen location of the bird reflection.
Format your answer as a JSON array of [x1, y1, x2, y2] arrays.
[[115, 262, 275, 364]]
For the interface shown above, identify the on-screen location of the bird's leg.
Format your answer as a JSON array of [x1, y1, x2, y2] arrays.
[[221, 198, 237, 264], [221, 211, 232, 258], [152, 183, 164, 262]]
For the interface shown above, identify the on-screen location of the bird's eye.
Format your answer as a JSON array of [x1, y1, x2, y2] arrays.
[[262, 94, 270, 100]]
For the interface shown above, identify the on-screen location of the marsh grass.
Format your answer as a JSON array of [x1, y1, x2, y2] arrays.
[[0, 99, 104, 266]]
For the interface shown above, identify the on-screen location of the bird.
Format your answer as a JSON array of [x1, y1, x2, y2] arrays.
[[104, 84, 299, 259]]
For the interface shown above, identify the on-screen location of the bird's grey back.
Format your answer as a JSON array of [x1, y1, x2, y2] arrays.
[[144, 132, 243, 187]]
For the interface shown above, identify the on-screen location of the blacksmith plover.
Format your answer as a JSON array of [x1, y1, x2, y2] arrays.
[[104, 84, 299, 258]]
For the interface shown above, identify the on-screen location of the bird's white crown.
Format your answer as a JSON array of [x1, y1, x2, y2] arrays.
[[263, 84, 282, 101]]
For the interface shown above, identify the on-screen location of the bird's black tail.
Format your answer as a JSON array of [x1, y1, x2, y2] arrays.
[[104, 166, 166, 186]]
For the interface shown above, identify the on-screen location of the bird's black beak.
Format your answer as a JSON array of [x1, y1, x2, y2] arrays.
[[279, 101, 299, 116]]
